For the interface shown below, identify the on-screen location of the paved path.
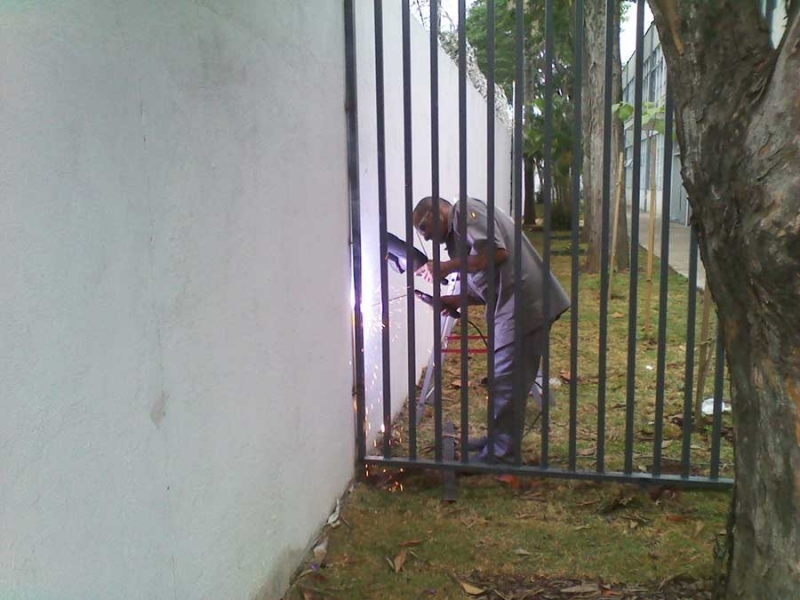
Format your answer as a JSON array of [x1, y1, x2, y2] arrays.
[[629, 209, 706, 291]]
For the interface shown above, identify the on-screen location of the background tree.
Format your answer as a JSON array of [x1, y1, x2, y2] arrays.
[[466, 0, 631, 261], [521, 0, 578, 227], [464, 0, 518, 100], [466, 0, 541, 223], [467, 0, 582, 227], [582, 0, 629, 271], [648, 1, 800, 596], [524, 95, 576, 228]]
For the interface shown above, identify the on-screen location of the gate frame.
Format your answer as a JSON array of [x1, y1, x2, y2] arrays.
[[344, 0, 733, 492]]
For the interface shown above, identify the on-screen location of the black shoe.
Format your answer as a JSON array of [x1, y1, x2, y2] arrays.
[[467, 450, 515, 465], [465, 435, 515, 453]]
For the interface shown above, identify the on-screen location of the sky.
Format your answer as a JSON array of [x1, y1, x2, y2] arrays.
[[620, 3, 654, 64], [440, 0, 473, 27], [440, 0, 654, 66]]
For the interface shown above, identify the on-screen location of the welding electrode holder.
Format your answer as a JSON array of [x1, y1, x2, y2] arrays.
[[386, 232, 456, 315], [386, 232, 447, 286]]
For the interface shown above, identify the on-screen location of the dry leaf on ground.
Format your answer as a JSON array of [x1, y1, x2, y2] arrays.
[[496, 474, 520, 489], [455, 579, 486, 595], [392, 548, 407, 573]]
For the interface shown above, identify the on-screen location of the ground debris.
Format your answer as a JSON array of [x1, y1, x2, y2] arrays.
[[463, 574, 712, 600]]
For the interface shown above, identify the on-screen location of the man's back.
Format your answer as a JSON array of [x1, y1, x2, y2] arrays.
[[447, 197, 570, 348]]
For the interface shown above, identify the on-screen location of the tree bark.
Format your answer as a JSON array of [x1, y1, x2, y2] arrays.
[[582, 0, 629, 272], [648, 1, 800, 597]]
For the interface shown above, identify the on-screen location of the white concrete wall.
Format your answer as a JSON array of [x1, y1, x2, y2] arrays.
[[0, 2, 354, 599], [355, 1, 513, 444], [0, 1, 512, 598]]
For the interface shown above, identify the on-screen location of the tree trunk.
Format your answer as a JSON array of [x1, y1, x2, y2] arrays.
[[557, 175, 572, 212], [582, 0, 629, 272], [649, 1, 800, 597]]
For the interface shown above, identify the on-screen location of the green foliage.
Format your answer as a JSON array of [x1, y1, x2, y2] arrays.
[[523, 106, 573, 179], [611, 101, 635, 123], [464, 0, 520, 99], [549, 202, 572, 230], [612, 100, 667, 134], [466, 1, 629, 210], [466, 0, 579, 209]]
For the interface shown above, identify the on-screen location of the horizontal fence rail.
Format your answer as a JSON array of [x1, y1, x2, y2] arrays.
[[345, 0, 733, 491]]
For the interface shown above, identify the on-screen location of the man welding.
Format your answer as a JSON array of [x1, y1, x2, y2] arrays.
[[412, 196, 570, 463]]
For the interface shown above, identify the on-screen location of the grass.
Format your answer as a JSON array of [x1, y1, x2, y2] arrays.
[[285, 231, 733, 600]]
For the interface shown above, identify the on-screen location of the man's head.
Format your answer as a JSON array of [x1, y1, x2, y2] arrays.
[[412, 197, 451, 242]]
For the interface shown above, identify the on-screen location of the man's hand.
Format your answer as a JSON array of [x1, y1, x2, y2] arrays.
[[439, 295, 461, 317], [415, 260, 452, 283], [415, 261, 435, 283]]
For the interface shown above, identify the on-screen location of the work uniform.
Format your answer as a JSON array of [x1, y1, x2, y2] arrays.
[[445, 197, 570, 459]]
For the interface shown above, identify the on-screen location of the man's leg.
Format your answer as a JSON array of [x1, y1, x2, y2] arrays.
[[476, 327, 545, 460]]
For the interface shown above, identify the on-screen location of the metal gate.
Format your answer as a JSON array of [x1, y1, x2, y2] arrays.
[[345, 0, 732, 490]]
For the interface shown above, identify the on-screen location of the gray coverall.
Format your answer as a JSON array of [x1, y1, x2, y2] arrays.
[[445, 197, 570, 459]]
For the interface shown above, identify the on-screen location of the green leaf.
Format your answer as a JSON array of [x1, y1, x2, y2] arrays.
[[612, 102, 634, 122]]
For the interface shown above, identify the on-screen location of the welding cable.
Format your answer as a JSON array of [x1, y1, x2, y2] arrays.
[[466, 319, 489, 348], [523, 408, 544, 439], [418, 290, 546, 439]]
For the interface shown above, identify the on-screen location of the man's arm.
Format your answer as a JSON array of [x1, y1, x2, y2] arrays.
[[416, 247, 508, 282], [443, 247, 508, 276], [440, 294, 484, 309]]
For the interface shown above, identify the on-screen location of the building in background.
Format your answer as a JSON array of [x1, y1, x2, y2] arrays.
[[621, 0, 788, 225]]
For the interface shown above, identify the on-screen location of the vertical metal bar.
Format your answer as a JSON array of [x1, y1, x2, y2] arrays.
[[624, 0, 646, 474], [681, 227, 699, 478], [458, 0, 470, 462], [430, 0, 444, 462], [568, 0, 583, 472], [653, 84, 673, 477], [541, 0, 554, 469], [596, 0, 615, 473], [512, 0, 525, 466], [485, 0, 497, 463], [710, 323, 725, 479], [344, 0, 367, 463], [373, 0, 392, 459], [402, 0, 417, 461], [442, 421, 458, 499]]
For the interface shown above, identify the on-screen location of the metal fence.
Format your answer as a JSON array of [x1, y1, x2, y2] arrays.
[[345, 0, 733, 490]]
